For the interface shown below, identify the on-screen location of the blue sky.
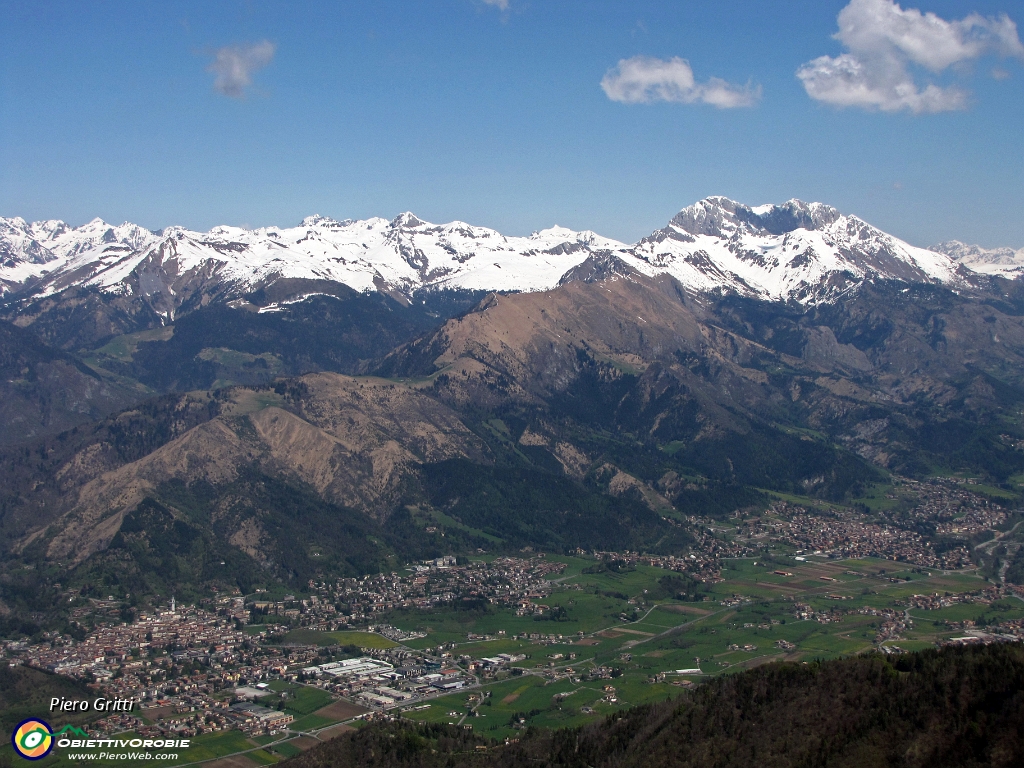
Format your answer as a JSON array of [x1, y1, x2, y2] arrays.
[[1, 0, 1022, 247]]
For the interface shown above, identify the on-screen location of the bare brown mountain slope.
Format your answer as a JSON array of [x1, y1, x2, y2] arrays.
[[381, 261, 869, 434], [21, 374, 487, 565], [380, 255, 1024, 477], [382, 267, 789, 416], [9, 256, 1024, 585]]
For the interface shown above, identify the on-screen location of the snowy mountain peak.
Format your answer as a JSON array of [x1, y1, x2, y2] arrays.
[[532, 225, 576, 239], [0, 199, 1006, 313], [670, 197, 843, 239], [390, 212, 427, 229], [300, 214, 352, 229], [28, 219, 71, 240]]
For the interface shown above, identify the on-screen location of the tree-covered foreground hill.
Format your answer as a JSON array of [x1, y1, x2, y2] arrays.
[[288, 645, 1024, 768]]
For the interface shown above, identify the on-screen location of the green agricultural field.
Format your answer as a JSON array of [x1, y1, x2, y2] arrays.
[[269, 740, 303, 758], [416, 506, 504, 545], [392, 626, 469, 649], [571, 564, 675, 594], [849, 482, 901, 512], [297, 559, 1006, 745], [884, 639, 936, 652], [909, 601, 1024, 626], [283, 685, 335, 716], [457, 638, 535, 658], [879, 578, 980, 600], [281, 628, 398, 649], [389, 605, 587, 643]]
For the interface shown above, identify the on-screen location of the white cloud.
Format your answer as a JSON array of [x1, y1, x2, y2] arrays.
[[206, 40, 276, 98], [482, 0, 509, 10], [797, 0, 1024, 113], [600, 56, 761, 108]]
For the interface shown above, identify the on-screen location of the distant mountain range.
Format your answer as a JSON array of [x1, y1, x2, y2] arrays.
[[930, 240, 1024, 275], [3, 197, 1024, 612], [3, 198, 1020, 325]]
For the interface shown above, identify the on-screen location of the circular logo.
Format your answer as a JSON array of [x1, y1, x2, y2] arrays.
[[11, 718, 54, 760]]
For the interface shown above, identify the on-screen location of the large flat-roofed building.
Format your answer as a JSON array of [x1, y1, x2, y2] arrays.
[[311, 657, 394, 680], [360, 692, 396, 707]]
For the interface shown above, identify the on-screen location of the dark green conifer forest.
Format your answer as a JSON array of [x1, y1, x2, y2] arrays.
[[287, 645, 1024, 768]]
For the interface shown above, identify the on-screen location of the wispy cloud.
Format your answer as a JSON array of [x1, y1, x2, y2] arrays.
[[601, 56, 760, 108], [797, 0, 1024, 113], [482, 0, 509, 10], [206, 40, 276, 98]]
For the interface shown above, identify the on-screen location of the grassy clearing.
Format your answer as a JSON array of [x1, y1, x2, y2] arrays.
[[848, 482, 901, 512], [221, 389, 287, 416], [87, 327, 175, 362], [281, 629, 398, 649]]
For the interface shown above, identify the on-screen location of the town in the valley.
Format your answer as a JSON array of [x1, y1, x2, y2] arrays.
[[2, 475, 1023, 763]]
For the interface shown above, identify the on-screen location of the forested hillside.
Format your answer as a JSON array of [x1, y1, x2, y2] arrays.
[[289, 645, 1024, 768]]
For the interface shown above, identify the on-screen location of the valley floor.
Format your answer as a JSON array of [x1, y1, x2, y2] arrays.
[[4, 551, 1022, 767]]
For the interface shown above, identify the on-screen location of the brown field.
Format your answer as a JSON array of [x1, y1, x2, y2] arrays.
[[797, 562, 846, 574], [731, 580, 803, 594], [795, 579, 842, 590], [313, 699, 369, 721], [599, 630, 624, 639], [734, 653, 786, 670], [927, 575, 984, 590], [316, 723, 356, 741], [203, 755, 260, 768], [615, 628, 654, 636], [288, 736, 320, 751], [575, 638, 600, 645]]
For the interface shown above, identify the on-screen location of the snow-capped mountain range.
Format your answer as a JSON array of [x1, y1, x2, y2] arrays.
[[0, 197, 1015, 316], [929, 240, 1024, 277]]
